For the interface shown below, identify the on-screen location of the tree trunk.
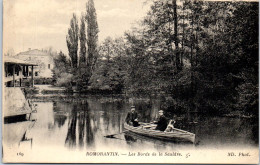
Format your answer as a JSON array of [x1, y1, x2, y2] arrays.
[[173, 0, 181, 71], [190, 4, 194, 95], [181, 5, 185, 67]]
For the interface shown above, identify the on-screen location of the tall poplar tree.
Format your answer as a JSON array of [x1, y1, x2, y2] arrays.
[[78, 14, 88, 89], [85, 0, 99, 80], [66, 13, 79, 69], [79, 14, 87, 67]]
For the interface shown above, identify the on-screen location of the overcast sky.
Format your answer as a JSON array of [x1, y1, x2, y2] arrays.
[[3, 0, 150, 55]]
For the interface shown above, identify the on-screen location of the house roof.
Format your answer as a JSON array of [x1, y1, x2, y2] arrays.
[[17, 49, 50, 56], [4, 56, 37, 66], [4, 87, 32, 117]]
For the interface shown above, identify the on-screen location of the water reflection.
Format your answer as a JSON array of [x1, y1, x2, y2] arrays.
[[8, 97, 257, 153], [50, 98, 259, 149], [19, 130, 33, 148], [65, 105, 77, 148], [124, 134, 137, 143], [54, 115, 67, 128], [64, 102, 95, 149], [53, 101, 68, 128], [85, 107, 94, 148], [78, 110, 85, 147], [3, 120, 36, 150]]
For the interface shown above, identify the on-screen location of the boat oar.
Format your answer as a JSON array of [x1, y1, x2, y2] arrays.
[[104, 130, 129, 138]]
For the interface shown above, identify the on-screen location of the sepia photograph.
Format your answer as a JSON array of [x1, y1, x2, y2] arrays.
[[2, 0, 259, 163]]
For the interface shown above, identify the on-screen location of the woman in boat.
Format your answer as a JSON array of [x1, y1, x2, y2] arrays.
[[125, 106, 140, 127], [153, 110, 168, 131]]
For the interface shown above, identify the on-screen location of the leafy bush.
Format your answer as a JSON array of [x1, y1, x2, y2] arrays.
[[56, 73, 73, 87]]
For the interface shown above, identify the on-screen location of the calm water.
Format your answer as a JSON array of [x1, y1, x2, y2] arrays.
[[4, 96, 258, 153]]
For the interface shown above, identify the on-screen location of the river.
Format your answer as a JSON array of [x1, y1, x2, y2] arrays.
[[3, 93, 258, 163]]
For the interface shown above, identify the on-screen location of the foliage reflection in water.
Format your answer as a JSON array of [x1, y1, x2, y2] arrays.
[[6, 97, 258, 152]]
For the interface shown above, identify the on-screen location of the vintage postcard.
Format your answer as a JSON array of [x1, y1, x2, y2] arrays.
[[2, 0, 259, 163]]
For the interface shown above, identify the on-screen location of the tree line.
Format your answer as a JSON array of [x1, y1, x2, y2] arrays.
[[53, 0, 258, 116]]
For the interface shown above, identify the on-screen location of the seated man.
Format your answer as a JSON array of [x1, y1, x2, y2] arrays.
[[153, 110, 168, 131], [125, 106, 140, 127]]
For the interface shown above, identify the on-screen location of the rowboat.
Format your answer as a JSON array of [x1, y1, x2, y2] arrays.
[[123, 122, 195, 143]]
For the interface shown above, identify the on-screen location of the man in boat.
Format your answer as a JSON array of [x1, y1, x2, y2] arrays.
[[153, 110, 168, 131], [125, 106, 140, 127]]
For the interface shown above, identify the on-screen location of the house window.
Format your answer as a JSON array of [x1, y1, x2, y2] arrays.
[[35, 72, 38, 76], [48, 64, 50, 69]]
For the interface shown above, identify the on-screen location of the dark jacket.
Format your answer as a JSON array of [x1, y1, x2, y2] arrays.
[[125, 111, 139, 126], [155, 115, 168, 131]]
